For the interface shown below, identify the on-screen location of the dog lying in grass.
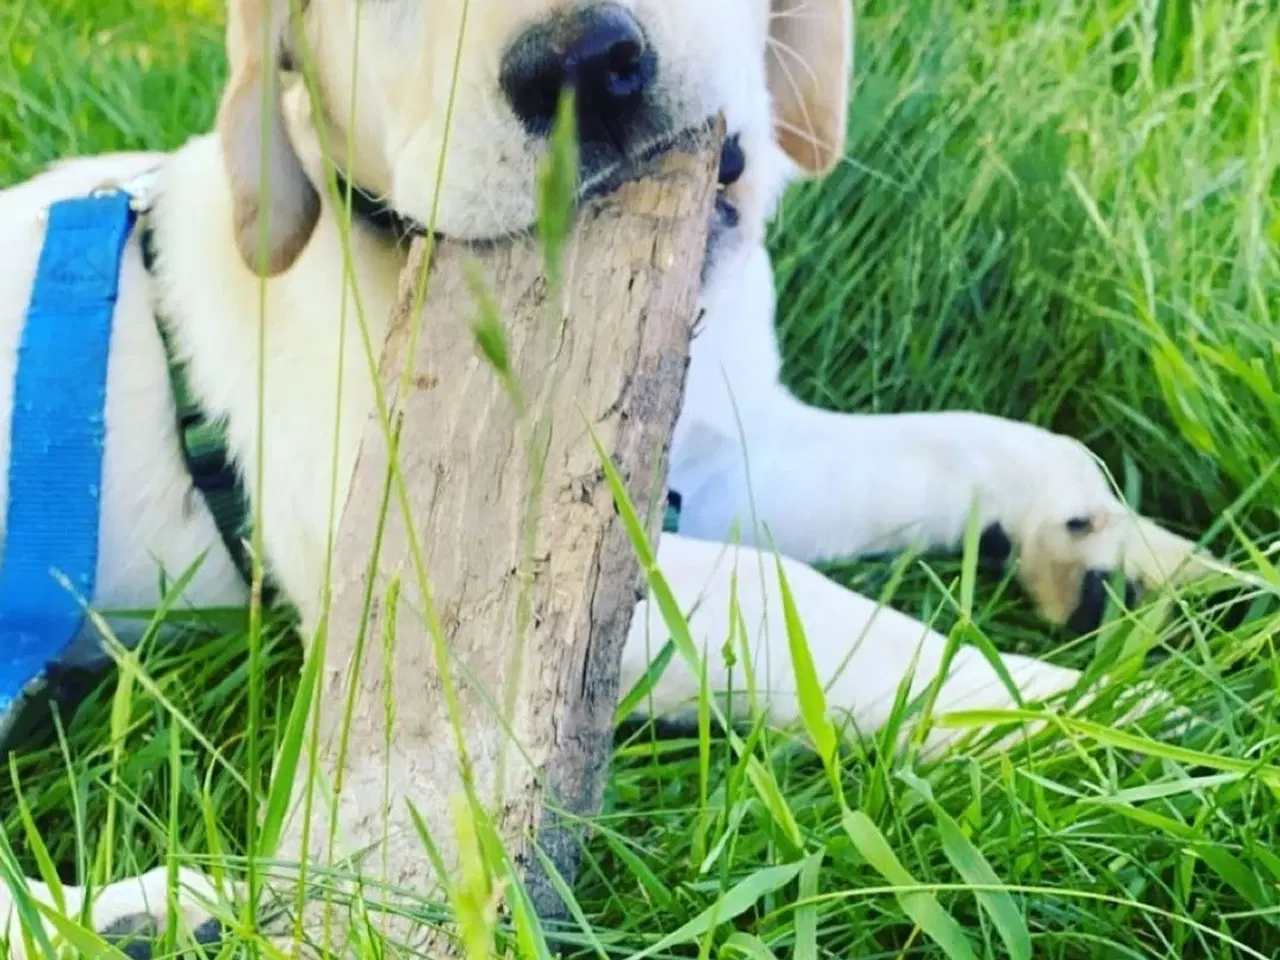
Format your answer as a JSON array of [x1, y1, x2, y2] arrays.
[[0, 0, 1218, 952]]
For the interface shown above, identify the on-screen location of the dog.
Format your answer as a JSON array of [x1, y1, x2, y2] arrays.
[[0, 0, 1216, 953]]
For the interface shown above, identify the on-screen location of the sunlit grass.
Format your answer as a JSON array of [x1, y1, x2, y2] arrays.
[[1, 0, 1278, 956]]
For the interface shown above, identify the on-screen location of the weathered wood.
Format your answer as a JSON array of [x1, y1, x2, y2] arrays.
[[279, 124, 722, 938]]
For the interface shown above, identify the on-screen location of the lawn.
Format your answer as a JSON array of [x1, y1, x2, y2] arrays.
[[1, 0, 1279, 957]]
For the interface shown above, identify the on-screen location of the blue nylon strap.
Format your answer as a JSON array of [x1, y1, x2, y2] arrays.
[[0, 192, 135, 716]]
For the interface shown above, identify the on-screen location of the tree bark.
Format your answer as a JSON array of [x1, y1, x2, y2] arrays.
[[279, 123, 722, 941]]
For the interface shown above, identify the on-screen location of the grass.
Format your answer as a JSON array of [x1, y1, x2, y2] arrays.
[[1, 0, 1279, 956]]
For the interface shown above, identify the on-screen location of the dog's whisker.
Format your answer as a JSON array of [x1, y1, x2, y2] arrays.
[[767, 0, 823, 25], [765, 34, 821, 89]]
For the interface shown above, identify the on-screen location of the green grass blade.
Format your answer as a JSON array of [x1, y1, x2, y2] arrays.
[[902, 772, 1031, 960], [531, 844, 610, 960], [258, 627, 324, 854], [1189, 843, 1276, 922], [614, 639, 677, 725], [588, 421, 802, 847], [0, 828, 58, 959], [8, 756, 65, 915], [841, 809, 977, 960], [32, 899, 131, 959], [624, 859, 807, 960], [942, 710, 1280, 787], [793, 850, 823, 960], [721, 932, 782, 959], [774, 556, 841, 800]]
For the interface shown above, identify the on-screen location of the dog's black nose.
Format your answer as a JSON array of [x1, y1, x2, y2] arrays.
[[501, 4, 656, 149]]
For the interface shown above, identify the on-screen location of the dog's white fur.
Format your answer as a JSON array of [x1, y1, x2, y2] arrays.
[[0, 0, 1210, 951]]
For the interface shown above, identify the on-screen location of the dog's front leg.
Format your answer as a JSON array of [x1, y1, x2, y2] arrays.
[[624, 533, 1089, 755], [672, 407, 1213, 631]]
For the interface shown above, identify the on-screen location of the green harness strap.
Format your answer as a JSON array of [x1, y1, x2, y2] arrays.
[[141, 225, 260, 595], [662, 491, 682, 534], [143, 214, 681, 598], [156, 321, 257, 582], [160, 305, 683, 582]]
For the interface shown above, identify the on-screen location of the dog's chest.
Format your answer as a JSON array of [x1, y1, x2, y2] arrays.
[[211, 245, 402, 626], [148, 139, 405, 624]]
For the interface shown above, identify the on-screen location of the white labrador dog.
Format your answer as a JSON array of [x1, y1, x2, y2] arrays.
[[0, 0, 1212, 952]]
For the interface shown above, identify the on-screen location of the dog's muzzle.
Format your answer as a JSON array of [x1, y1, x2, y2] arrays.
[[501, 4, 658, 147]]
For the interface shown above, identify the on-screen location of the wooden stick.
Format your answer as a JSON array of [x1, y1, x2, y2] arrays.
[[279, 121, 723, 941]]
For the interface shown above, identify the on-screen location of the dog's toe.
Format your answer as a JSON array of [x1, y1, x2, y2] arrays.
[[86, 867, 230, 958], [1066, 569, 1139, 635], [101, 912, 162, 958], [103, 912, 226, 958]]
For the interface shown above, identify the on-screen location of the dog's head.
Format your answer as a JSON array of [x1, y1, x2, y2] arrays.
[[216, 0, 852, 275]]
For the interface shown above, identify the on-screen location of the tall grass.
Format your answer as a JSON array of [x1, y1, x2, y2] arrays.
[[1, 0, 1278, 956]]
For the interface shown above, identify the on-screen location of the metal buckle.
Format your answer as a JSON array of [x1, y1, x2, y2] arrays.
[[88, 167, 160, 214]]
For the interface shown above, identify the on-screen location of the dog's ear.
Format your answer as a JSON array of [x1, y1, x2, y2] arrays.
[[767, 0, 852, 175], [218, 0, 320, 277]]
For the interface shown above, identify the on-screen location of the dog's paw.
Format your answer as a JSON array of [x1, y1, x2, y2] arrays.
[[972, 432, 1221, 633], [1014, 508, 1214, 633], [101, 912, 225, 959], [97, 868, 227, 957], [0, 867, 228, 960]]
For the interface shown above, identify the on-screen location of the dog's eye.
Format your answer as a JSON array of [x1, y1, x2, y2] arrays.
[[718, 135, 745, 187]]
